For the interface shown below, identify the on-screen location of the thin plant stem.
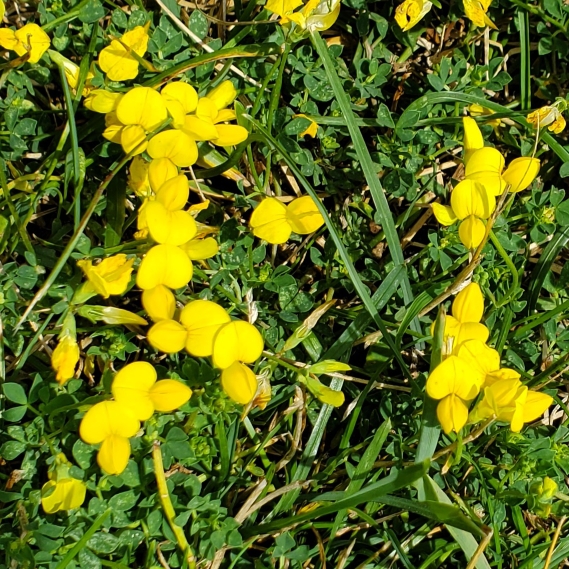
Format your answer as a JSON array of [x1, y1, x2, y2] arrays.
[[152, 443, 197, 569], [488, 230, 520, 307]]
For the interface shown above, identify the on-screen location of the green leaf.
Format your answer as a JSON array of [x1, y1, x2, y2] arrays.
[[3, 382, 27, 405]]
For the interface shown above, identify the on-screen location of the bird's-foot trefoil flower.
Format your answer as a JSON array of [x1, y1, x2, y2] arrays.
[[395, 0, 433, 32], [79, 401, 141, 475], [294, 114, 318, 137], [137, 244, 194, 291], [250, 195, 325, 244], [98, 25, 149, 81], [77, 254, 134, 299], [84, 89, 123, 114], [502, 157, 541, 193], [41, 454, 86, 514], [0, 23, 50, 63], [111, 361, 192, 420], [433, 282, 489, 355], [527, 103, 566, 134], [51, 313, 79, 386], [221, 362, 259, 405], [463, 0, 496, 29]]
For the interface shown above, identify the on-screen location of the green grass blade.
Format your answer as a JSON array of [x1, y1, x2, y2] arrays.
[[518, 10, 531, 110], [310, 32, 414, 312]]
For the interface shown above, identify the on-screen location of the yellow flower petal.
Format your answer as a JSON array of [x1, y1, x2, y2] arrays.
[[181, 237, 219, 260], [250, 197, 291, 244], [196, 97, 218, 122], [485, 367, 520, 386], [214, 109, 237, 123], [295, 114, 318, 137], [221, 362, 257, 405], [437, 394, 469, 434], [502, 157, 541, 193], [137, 244, 193, 290], [142, 285, 176, 322], [426, 355, 480, 401], [128, 156, 151, 197], [51, 336, 79, 385], [452, 282, 484, 323], [147, 319, 188, 353], [450, 179, 496, 220], [145, 203, 197, 246], [463, 0, 497, 29], [103, 124, 123, 144], [161, 81, 198, 114], [181, 116, 219, 141], [466, 171, 506, 197], [111, 361, 157, 421], [456, 339, 500, 383], [98, 26, 149, 82], [303, 0, 341, 32], [149, 379, 192, 412], [286, 195, 325, 235], [77, 254, 134, 298], [42, 478, 86, 513], [97, 435, 131, 475], [61, 478, 87, 510], [120, 124, 147, 155], [206, 80, 237, 111], [212, 321, 264, 370], [465, 147, 505, 176], [149, 157, 178, 193], [463, 116, 484, 164], [266, 0, 303, 18], [13, 23, 50, 63], [0, 28, 17, 51], [84, 89, 123, 114], [395, 0, 433, 31], [79, 401, 140, 444], [458, 215, 486, 249], [212, 124, 249, 146], [41, 480, 66, 514], [155, 174, 189, 211], [454, 322, 490, 349], [147, 130, 198, 168], [432, 203, 458, 226], [116, 86, 168, 132], [179, 300, 231, 357], [522, 391, 553, 424]]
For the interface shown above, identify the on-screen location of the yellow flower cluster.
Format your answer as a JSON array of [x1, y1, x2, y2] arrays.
[[85, 80, 247, 166], [80, 362, 191, 474], [41, 454, 86, 514], [395, 0, 495, 32], [426, 283, 552, 434], [249, 195, 325, 245], [147, 299, 264, 405], [432, 117, 540, 249]]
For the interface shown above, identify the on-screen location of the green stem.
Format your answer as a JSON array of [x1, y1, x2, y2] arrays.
[[489, 230, 520, 308], [152, 443, 197, 569]]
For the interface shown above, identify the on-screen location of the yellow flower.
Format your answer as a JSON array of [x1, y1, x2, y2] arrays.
[[294, 114, 318, 137], [438, 282, 489, 354], [250, 195, 325, 244], [426, 355, 482, 433], [137, 244, 194, 290], [41, 477, 86, 514], [463, 0, 496, 29], [98, 25, 149, 81], [0, 1, 4, 21], [502, 156, 540, 193], [161, 81, 199, 128], [432, 179, 495, 249], [51, 336, 80, 385], [455, 339, 501, 386], [147, 129, 198, 168], [287, 0, 342, 32], [84, 89, 123, 114], [463, 116, 484, 165], [142, 285, 176, 322], [465, 147, 506, 196], [470, 378, 553, 432], [394, 0, 433, 32], [114, 86, 169, 155], [79, 401, 140, 475], [221, 362, 258, 405], [212, 321, 264, 370], [149, 157, 178, 192], [0, 23, 50, 64], [144, 174, 197, 246], [128, 156, 152, 197], [147, 299, 230, 355], [111, 361, 192, 420], [469, 104, 501, 128], [77, 254, 134, 298], [527, 106, 566, 134], [266, 0, 304, 21]]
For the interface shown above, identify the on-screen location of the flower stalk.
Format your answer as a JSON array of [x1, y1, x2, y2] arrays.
[[152, 442, 197, 569]]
